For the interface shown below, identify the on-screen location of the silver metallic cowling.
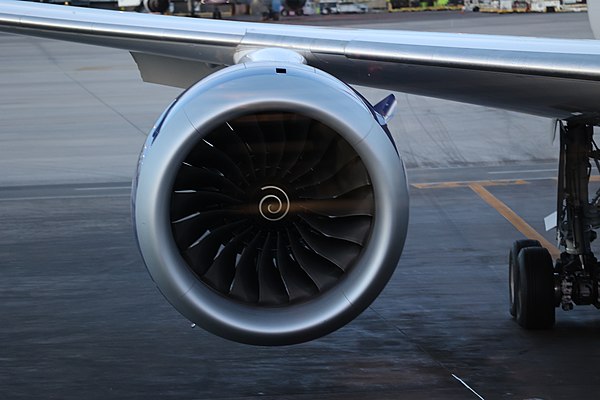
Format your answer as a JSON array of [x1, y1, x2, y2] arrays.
[[133, 62, 409, 345]]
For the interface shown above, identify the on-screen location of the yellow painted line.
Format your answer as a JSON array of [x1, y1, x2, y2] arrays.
[[469, 183, 561, 259], [412, 179, 529, 190]]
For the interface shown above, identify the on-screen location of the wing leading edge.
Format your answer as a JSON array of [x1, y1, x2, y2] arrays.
[[0, 0, 599, 118]]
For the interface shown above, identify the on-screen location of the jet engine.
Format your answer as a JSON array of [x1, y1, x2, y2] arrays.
[[133, 62, 409, 345]]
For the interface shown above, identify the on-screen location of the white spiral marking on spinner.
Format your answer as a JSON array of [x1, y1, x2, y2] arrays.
[[259, 185, 290, 221]]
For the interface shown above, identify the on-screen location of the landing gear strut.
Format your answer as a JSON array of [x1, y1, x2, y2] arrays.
[[512, 120, 600, 329]]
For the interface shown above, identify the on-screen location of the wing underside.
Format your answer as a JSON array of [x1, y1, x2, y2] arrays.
[[0, 0, 599, 119]]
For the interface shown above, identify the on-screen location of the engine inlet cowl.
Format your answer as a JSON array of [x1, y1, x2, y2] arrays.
[[133, 62, 409, 345]]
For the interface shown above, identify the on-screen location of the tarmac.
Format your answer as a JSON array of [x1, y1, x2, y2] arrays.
[[1, 9, 600, 400]]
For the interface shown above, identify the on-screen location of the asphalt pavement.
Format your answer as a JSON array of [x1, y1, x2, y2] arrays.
[[1, 9, 599, 400]]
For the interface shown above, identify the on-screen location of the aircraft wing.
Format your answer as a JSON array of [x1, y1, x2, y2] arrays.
[[1, 0, 599, 119]]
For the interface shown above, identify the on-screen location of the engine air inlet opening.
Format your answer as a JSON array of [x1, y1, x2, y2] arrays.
[[170, 111, 374, 306]]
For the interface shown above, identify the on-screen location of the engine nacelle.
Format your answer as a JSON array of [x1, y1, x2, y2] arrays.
[[133, 62, 409, 345]]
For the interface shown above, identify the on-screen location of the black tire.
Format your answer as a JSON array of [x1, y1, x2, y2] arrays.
[[515, 247, 556, 329], [509, 239, 541, 317], [145, 0, 169, 13]]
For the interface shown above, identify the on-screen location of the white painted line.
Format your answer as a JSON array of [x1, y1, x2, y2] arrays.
[[0, 194, 130, 202], [74, 186, 131, 191], [452, 374, 485, 400], [411, 176, 555, 186], [488, 169, 556, 174], [516, 176, 555, 181]]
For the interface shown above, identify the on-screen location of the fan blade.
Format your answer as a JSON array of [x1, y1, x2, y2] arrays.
[[292, 139, 357, 188], [287, 230, 342, 291], [230, 115, 267, 179], [171, 190, 242, 222], [173, 164, 245, 197], [276, 232, 319, 302], [183, 221, 246, 276], [296, 158, 371, 199], [172, 210, 244, 250], [257, 113, 287, 177], [229, 233, 263, 303], [299, 186, 374, 217], [202, 227, 254, 294], [294, 222, 361, 271], [278, 114, 312, 178], [286, 121, 337, 182], [185, 139, 248, 187], [203, 123, 256, 181], [257, 233, 289, 305], [298, 214, 371, 245]]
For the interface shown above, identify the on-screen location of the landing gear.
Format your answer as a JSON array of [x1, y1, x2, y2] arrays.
[[510, 120, 600, 329]]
